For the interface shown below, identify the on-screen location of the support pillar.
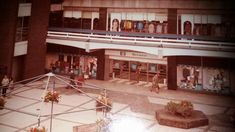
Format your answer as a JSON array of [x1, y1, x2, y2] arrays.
[[23, 0, 50, 79], [96, 49, 105, 80], [98, 8, 107, 30], [167, 8, 177, 34], [167, 57, 177, 90]]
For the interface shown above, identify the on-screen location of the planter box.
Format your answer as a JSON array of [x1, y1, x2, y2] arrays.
[[156, 109, 208, 129]]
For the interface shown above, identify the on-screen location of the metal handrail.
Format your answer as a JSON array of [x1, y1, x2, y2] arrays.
[[48, 27, 235, 42], [47, 29, 235, 52]]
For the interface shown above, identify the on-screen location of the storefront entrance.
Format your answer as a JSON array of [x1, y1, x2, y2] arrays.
[[46, 53, 97, 79], [112, 60, 166, 83], [106, 50, 167, 84]]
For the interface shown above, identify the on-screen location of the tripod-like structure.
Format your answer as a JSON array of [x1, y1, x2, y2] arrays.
[[1, 72, 112, 132]]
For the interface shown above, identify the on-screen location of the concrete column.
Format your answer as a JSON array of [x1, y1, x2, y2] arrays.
[[98, 8, 107, 30], [104, 55, 110, 80], [167, 57, 177, 90], [96, 49, 105, 80], [0, 0, 18, 77], [167, 8, 177, 34], [23, 0, 50, 79]]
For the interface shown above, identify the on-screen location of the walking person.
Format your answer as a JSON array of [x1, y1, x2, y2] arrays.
[[136, 64, 141, 83], [150, 71, 160, 93], [67, 71, 76, 89], [84, 65, 90, 79], [1, 75, 9, 97], [8, 77, 14, 97]]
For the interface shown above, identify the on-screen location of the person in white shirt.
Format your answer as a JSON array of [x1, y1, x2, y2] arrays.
[[1, 75, 9, 97]]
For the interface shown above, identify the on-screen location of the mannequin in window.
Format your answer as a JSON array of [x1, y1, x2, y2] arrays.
[[156, 23, 162, 34], [136, 64, 141, 83], [148, 23, 155, 33], [112, 19, 119, 32], [184, 21, 192, 35]]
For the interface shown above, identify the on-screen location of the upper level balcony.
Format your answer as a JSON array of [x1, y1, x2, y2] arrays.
[[46, 27, 235, 58]]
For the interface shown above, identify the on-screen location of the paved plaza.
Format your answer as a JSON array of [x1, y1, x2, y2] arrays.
[[0, 76, 235, 132]]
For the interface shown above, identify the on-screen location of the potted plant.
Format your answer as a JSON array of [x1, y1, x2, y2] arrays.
[[44, 91, 60, 103], [165, 100, 193, 118], [29, 126, 46, 132]]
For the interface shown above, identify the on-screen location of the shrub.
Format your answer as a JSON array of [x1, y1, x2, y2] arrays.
[[44, 91, 60, 103], [165, 100, 193, 118], [165, 101, 178, 115], [29, 126, 46, 132]]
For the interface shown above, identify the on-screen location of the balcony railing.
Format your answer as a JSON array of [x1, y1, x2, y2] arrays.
[[47, 27, 235, 52]]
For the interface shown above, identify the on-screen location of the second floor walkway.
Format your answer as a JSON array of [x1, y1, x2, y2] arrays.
[[46, 28, 235, 58]]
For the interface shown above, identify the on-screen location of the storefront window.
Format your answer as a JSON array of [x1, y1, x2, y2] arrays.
[[177, 65, 202, 90], [177, 65, 232, 95], [46, 54, 97, 79], [203, 68, 230, 94]]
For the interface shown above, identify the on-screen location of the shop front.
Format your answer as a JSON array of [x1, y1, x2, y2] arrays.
[[169, 56, 235, 95], [105, 50, 167, 84], [46, 53, 97, 79]]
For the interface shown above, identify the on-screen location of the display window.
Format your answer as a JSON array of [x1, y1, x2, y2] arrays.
[[46, 54, 97, 79], [111, 59, 166, 83], [177, 65, 202, 90], [115, 19, 167, 34], [177, 65, 232, 95], [203, 68, 230, 94]]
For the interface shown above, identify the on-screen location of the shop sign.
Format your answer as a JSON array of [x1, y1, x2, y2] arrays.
[[106, 50, 160, 60]]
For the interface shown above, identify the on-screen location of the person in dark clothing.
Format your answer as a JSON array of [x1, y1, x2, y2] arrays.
[[67, 72, 76, 89], [136, 64, 141, 83], [90, 62, 94, 73]]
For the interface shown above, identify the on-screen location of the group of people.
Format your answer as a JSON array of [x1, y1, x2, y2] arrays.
[[1, 75, 14, 97]]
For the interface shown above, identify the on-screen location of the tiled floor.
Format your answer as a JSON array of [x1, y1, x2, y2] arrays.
[[0, 75, 235, 132]]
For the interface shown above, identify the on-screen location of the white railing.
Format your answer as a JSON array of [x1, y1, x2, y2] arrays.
[[47, 31, 235, 52]]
